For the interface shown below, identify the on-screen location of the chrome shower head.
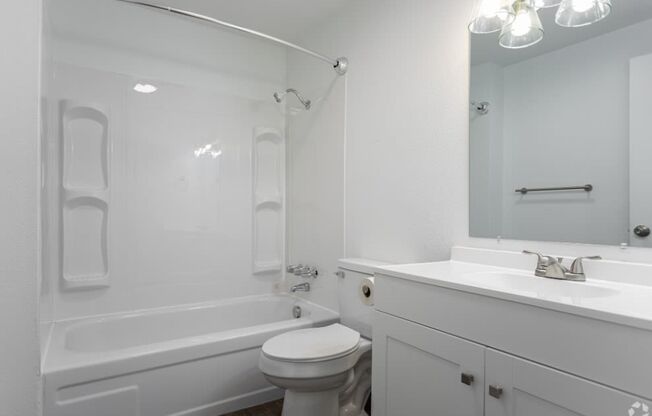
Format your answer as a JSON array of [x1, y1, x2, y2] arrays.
[[274, 88, 311, 110]]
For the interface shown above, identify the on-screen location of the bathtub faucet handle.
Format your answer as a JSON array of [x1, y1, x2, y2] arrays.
[[286, 264, 302, 273], [294, 266, 319, 279]]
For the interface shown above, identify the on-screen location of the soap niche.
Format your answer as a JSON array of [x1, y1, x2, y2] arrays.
[[62, 103, 108, 190], [252, 127, 284, 275], [62, 197, 108, 289], [60, 100, 110, 290]]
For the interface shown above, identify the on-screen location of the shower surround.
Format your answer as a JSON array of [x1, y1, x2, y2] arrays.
[[39, 0, 342, 413]]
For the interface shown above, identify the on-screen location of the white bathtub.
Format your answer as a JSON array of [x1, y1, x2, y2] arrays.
[[43, 294, 339, 416]]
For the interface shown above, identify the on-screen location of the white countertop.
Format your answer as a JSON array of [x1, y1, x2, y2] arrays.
[[376, 249, 652, 332]]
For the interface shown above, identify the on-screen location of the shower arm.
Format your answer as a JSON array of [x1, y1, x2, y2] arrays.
[[115, 0, 348, 75], [276, 89, 311, 110]]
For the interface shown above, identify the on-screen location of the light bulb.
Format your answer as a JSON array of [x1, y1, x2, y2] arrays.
[[534, 0, 562, 7], [555, 0, 611, 27], [479, 0, 499, 16], [469, 0, 515, 34], [511, 9, 532, 36], [571, 0, 594, 13], [499, 0, 544, 49]]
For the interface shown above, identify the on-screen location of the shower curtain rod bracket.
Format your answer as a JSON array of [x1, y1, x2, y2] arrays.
[[334, 58, 348, 76]]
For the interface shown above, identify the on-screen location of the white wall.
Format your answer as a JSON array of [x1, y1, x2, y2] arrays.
[[43, 0, 288, 320], [0, 1, 42, 415], [292, 0, 472, 269], [286, 52, 346, 311], [292, 1, 652, 287]]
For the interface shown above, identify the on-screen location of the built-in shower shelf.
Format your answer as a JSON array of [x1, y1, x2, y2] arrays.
[[252, 127, 284, 275], [60, 100, 111, 290], [255, 195, 282, 206], [64, 188, 109, 203]]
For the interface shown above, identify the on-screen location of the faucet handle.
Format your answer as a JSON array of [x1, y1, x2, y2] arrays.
[[569, 256, 602, 274], [286, 264, 302, 273], [523, 250, 547, 266]]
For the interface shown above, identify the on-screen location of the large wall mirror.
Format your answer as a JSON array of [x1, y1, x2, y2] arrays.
[[469, 1, 652, 247]]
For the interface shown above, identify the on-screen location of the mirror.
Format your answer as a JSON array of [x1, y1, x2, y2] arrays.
[[469, 1, 652, 247]]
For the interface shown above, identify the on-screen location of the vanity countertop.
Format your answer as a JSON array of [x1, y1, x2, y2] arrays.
[[376, 248, 652, 332]]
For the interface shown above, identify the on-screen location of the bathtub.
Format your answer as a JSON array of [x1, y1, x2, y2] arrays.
[[43, 294, 339, 416]]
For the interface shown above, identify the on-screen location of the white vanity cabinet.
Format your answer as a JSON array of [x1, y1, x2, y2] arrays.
[[484, 349, 642, 416], [373, 312, 484, 416], [373, 311, 642, 416], [371, 262, 652, 416]]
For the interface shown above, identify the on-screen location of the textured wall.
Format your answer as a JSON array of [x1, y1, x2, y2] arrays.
[[0, 1, 42, 415], [291, 0, 472, 269]]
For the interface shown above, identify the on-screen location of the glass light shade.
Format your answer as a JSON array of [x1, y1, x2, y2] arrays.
[[534, 0, 562, 8], [499, 0, 544, 49], [469, 0, 516, 34], [555, 0, 612, 27]]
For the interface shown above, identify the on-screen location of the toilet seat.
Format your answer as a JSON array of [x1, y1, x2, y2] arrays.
[[262, 324, 361, 362], [259, 324, 371, 380]]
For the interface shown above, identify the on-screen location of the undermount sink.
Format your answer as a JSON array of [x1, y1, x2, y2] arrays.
[[461, 271, 619, 300]]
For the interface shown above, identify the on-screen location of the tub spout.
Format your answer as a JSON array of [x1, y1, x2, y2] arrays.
[[290, 282, 310, 293]]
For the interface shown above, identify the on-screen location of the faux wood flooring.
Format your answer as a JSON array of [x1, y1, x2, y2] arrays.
[[222, 399, 284, 416]]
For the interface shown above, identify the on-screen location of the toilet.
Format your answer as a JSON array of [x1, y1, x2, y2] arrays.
[[259, 258, 387, 416]]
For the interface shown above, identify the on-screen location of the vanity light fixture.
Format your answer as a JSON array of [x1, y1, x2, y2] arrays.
[[555, 0, 612, 27], [469, 0, 612, 49], [469, 0, 516, 34], [499, 0, 544, 49]]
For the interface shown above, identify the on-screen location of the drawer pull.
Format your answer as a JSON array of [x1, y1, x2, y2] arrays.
[[489, 385, 503, 399], [461, 373, 475, 386]]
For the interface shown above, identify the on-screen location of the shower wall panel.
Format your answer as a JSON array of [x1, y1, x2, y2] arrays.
[[43, 0, 287, 320]]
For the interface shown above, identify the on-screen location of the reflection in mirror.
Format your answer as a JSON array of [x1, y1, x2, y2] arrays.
[[469, 1, 652, 247]]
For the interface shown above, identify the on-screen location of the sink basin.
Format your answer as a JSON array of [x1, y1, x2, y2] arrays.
[[461, 271, 619, 300]]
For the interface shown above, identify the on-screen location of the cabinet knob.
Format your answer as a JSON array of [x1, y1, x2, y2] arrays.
[[460, 373, 475, 386], [489, 385, 503, 399]]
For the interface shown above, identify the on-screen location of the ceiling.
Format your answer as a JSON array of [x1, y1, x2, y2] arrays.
[[161, 0, 351, 41], [472, 1, 652, 66]]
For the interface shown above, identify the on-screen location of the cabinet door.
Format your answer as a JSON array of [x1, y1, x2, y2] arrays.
[[485, 348, 649, 416], [372, 312, 484, 416]]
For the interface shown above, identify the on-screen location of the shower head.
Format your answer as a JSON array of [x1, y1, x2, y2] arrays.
[[274, 88, 311, 110]]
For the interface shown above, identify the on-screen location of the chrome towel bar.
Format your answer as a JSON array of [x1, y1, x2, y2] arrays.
[[515, 184, 593, 194]]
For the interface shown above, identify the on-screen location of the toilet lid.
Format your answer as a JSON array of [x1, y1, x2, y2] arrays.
[[262, 324, 361, 362]]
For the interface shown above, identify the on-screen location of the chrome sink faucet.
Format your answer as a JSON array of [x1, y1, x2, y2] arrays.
[[523, 251, 601, 282]]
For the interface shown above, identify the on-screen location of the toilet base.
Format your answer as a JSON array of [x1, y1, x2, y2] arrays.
[[273, 355, 372, 416], [282, 389, 341, 416]]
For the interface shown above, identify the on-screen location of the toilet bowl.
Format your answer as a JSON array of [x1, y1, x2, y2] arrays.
[[259, 258, 387, 416]]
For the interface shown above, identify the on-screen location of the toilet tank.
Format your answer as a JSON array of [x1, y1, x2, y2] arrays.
[[337, 258, 389, 339]]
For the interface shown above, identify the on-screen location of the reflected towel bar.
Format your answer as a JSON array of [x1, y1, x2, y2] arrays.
[[515, 184, 593, 194]]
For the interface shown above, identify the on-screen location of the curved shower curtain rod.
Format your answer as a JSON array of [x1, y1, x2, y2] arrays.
[[115, 0, 348, 75]]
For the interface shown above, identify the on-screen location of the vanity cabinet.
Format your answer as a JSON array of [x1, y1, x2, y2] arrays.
[[372, 312, 484, 416], [373, 312, 642, 416], [484, 349, 640, 416]]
